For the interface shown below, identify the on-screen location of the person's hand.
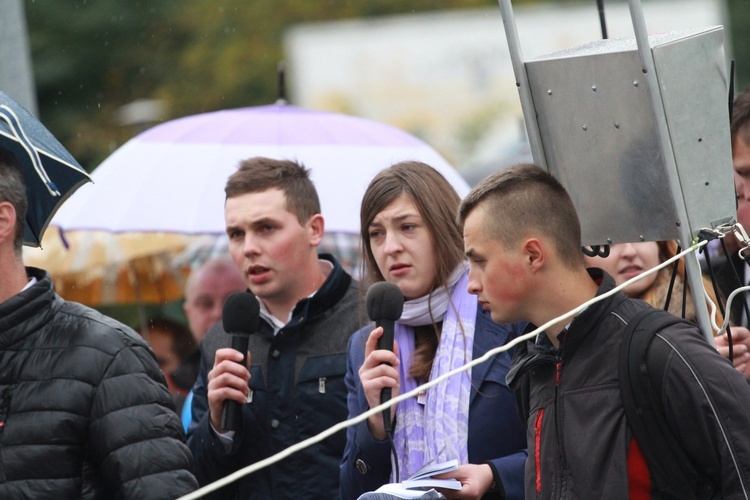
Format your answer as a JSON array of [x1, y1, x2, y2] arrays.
[[715, 326, 750, 378], [358, 326, 400, 440], [207, 347, 251, 432], [434, 463, 495, 499]]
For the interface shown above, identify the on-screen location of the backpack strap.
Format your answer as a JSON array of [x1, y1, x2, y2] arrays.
[[619, 308, 712, 499]]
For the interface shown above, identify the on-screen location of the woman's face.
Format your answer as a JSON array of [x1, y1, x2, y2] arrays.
[[584, 242, 660, 297], [368, 194, 438, 300]]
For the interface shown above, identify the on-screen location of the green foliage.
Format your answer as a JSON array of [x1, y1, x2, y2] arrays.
[[27, 0, 745, 172], [24, 0, 500, 171], [728, 0, 750, 91]]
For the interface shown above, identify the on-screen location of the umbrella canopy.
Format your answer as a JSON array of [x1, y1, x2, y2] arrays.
[[0, 92, 91, 247], [51, 103, 469, 235], [23, 229, 198, 306]]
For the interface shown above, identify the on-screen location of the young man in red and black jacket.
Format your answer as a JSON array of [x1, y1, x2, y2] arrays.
[[458, 163, 750, 499]]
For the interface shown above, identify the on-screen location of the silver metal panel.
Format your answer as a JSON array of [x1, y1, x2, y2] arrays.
[[651, 27, 735, 236], [524, 27, 734, 246]]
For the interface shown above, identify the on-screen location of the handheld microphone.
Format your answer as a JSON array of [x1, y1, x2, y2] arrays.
[[221, 291, 261, 432], [365, 281, 405, 434]]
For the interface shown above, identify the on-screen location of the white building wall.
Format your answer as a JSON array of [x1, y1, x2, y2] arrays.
[[284, 0, 727, 169]]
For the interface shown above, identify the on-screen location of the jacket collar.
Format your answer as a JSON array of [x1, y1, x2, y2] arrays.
[[264, 253, 352, 336], [0, 267, 63, 349], [561, 268, 628, 354], [507, 268, 627, 388]]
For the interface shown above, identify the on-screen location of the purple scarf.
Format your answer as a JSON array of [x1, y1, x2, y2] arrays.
[[391, 269, 476, 479]]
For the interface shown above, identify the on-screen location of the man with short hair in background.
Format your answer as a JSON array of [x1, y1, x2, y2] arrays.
[[708, 85, 750, 375], [183, 256, 248, 344], [175, 257, 247, 428]]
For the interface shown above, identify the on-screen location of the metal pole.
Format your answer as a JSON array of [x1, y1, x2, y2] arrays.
[[130, 261, 150, 339], [596, 0, 609, 40], [497, 0, 547, 170], [0, 0, 37, 115], [626, 0, 714, 343]]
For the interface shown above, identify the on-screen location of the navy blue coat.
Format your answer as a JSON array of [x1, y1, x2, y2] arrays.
[[188, 256, 363, 499], [340, 307, 528, 499]]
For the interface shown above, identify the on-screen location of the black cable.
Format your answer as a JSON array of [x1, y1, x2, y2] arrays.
[[388, 430, 400, 484], [582, 245, 610, 258], [663, 244, 680, 312], [703, 245, 734, 361], [702, 244, 728, 321], [596, 0, 608, 39], [720, 237, 750, 326], [717, 238, 744, 361], [681, 263, 688, 319], [729, 59, 735, 122]]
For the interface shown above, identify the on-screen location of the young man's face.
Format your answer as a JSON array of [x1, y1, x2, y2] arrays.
[[736, 172, 750, 231], [225, 188, 320, 310], [464, 205, 531, 323], [734, 135, 750, 200], [463, 205, 532, 324]]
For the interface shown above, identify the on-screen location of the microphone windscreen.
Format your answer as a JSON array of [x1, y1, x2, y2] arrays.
[[222, 292, 261, 333], [365, 281, 405, 321]]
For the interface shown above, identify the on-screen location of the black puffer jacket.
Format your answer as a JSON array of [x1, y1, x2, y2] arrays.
[[0, 268, 198, 499]]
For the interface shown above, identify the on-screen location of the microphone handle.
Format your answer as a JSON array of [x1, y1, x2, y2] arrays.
[[221, 333, 250, 431], [376, 319, 395, 434]]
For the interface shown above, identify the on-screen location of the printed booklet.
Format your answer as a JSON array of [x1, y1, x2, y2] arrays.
[[356, 459, 461, 500]]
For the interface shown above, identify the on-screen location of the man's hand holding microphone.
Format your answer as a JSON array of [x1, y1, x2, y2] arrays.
[[207, 292, 260, 433]]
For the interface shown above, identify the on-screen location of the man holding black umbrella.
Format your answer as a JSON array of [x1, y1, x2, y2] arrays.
[[0, 146, 198, 497]]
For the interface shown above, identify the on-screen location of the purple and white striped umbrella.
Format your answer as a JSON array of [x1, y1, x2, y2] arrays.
[[52, 103, 468, 235]]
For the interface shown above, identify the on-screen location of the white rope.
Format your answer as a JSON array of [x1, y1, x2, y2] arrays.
[[178, 239, 707, 500], [716, 285, 750, 336]]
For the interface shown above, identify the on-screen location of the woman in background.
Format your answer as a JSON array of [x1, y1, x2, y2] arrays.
[[340, 162, 527, 500], [584, 240, 750, 376], [583, 241, 719, 323]]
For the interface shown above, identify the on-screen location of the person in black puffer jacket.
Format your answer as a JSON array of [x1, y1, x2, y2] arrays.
[[0, 147, 198, 499]]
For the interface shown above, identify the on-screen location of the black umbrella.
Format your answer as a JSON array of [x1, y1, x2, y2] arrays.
[[0, 91, 91, 247]]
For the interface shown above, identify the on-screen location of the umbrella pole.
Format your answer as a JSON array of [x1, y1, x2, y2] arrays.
[[129, 261, 150, 339]]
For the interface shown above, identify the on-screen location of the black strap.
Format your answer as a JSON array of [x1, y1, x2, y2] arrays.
[[619, 308, 710, 499]]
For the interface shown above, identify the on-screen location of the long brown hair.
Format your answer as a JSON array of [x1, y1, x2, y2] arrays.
[[639, 241, 724, 326], [360, 161, 465, 381]]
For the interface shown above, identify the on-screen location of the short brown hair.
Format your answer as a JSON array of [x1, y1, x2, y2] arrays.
[[732, 85, 750, 146], [225, 157, 320, 224], [0, 147, 28, 254], [458, 163, 584, 269], [360, 161, 464, 289]]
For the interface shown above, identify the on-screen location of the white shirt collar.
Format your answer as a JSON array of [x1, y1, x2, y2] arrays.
[[21, 276, 37, 293], [257, 259, 334, 335]]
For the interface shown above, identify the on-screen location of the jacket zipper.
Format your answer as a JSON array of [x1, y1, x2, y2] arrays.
[[534, 408, 544, 494], [554, 360, 564, 496], [0, 389, 9, 482], [553, 327, 570, 496]]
